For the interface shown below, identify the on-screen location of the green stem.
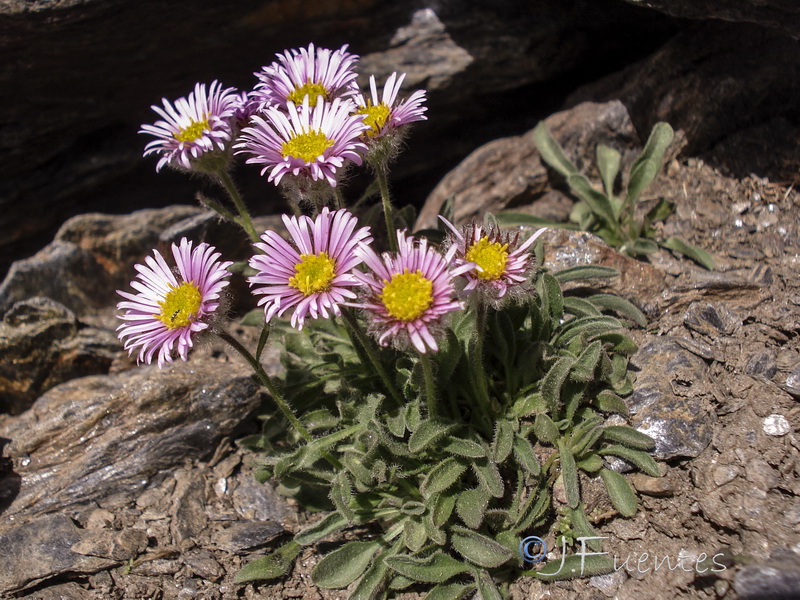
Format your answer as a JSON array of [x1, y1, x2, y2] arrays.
[[212, 327, 342, 470], [375, 167, 398, 252], [340, 308, 403, 406], [472, 303, 493, 423], [215, 170, 259, 243], [419, 352, 439, 419]]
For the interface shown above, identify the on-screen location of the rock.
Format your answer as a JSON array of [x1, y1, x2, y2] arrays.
[[745, 351, 778, 379], [745, 458, 780, 491], [0, 206, 202, 316], [711, 465, 739, 488], [0, 358, 262, 519], [0, 514, 116, 595], [763, 414, 792, 436], [416, 100, 642, 231], [683, 302, 740, 338], [214, 520, 285, 553], [71, 528, 149, 561], [628, 339, 716, 460], [781, 365, 800, 398], [0, 0, 678, 274], [182, 550, 224, 582], [619, 0, 800, 40], [629, 473, 676, 496], [735, 548, 800, 600], [567, 22, 800, 160], [0, 297, 120, 414]]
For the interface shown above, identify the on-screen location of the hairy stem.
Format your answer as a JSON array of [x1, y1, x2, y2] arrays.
[[214, 170, 259, 243], [376, 167, 398, 252]]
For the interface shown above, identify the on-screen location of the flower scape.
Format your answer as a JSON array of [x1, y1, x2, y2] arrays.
[[124, 42, 661, 598]]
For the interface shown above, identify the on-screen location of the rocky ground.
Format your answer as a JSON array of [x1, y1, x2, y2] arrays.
[[1, 97, 799, 600]]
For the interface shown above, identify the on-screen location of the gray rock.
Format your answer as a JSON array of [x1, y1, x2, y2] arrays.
[[683, 302, 740, 337], [0, 358, 262, 519], [628, 339, 716, 459], [214, 520, 284, 553], [0, 206, 202, 316], [735, 548, 800, 600], [0, 297, 120, 414], [619, 0, 800, 40], [0, 513, 116, 595], [71, 528, 149, 561]]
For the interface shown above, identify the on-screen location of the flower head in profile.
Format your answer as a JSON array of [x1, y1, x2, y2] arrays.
[[352, 231, 470, 354], [353, 72, 427, 165], [248, 208, 372, 329], [140, 81, 240, 173], [440, 217, 546, 306], [254, 43, 359, 110], [116, 239, 232, 367], [234, 96, 368, 190]]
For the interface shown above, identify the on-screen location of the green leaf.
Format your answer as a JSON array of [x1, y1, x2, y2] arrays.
[[386, 552, 471, 584], [541, 356, 575, 413], [600, 468, 639, 517], [456, 486, 491, 529], [558, 440, 580, 509], [255, 322, 271, 360], [431, 492, 457, 528], [661, 237, 716, 270], [403, 518, 428, 553], [350, 549, 391, 600], [473, 458, 505, 498], [596, 144, 621, 201], [426, 582, 476, 600], [533, 414, 559, 444], [493, 420, 515, 463], [437, 328, 463, 382], [592, 331, 638, 356], [409, 420, 453, 454], [313, 541, 381, 588], [587, 294, 647, 327], [593, 390, 629, 415], [530, 553, 614, 579], [563, 297, 603, 318], [622, 238, 659, 256], [566, 174, 617, 228], [234, 541, 302, 583], [421, 457, 467, 497], [400, 501, 427, 516], [602, 425, 655, 450], [625, 122, 674, 206], [533, 121, 580, 178], [571, 340, 602, 382], [512, 434, 541, 476], [330, 471, 354, 523], [599, 445, 661, 477], [451, 525, 515, 568], [513, 488, 551, 532], [475, 570, 503, 600], [537, 272, 564, 323], [239, 308, 265, 327], [496, 211, 580, 230], [385, 409, 406, 438], [576, 453, 603, 472], [509, 391, 547, 418], [644, 197, 674, 225], [443, 437, 486, 458], [295, 512, 348, 546], [566, 505, 602, 551], [438, 195, 456, 228], [554, 265, 618, 283]]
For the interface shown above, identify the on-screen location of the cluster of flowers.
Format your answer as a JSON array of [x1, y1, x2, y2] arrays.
[[117, 208, 545, 367], [140, 43, 427, 188]]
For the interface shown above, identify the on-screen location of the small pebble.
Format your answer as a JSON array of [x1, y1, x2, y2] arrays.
[[764, 414, 791, 436], [712, 465, 739, 487]]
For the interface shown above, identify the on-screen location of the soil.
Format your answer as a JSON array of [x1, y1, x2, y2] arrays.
[[10, 157, 800, 600]]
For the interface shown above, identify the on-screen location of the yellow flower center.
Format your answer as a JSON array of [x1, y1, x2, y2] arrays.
[[287, 82, 328, 106], [173, 117, 210, 143], [465, 237, 509, 281], [281, 131, 335, 163], [355, 103, 391, 136], [156, 282, 202, 329], [381, 269, 434, 322], [289, 252, 337, 296]]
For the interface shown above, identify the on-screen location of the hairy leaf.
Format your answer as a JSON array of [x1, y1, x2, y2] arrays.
[[553, 265, 617, 283], [386, 552, 471, 584], [600, 468, 639, 517], [409, 420, 454, 454], [295, 512, 348, 546], [599, 445, 661, 477], [558, 440, 580, 509], [512, 434, 541, 476], [451, 525, 515, 568], [625, 122, 674, 206], [313, 541, 380, 588], [661, 237, 716, 270], [457, 486, 492, 529], [421, 457, 467, 497], [587, 294, 647, 327], [533, 121, 580, 177], [234, 541, 302, 583], [602, 425, 656, 450], [530, 553, 614, 579]]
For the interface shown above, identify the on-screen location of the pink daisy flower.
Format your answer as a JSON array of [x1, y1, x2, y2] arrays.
[[234, 96, 368, 187], [253, 43, 359, 110], [352, 231, 471, 354], [248, 207, 372, 329], [354, 72, 427, 139], [116, 238, 233, 367], [140, 81, 240, 172], [440, 217, 547, 305]]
